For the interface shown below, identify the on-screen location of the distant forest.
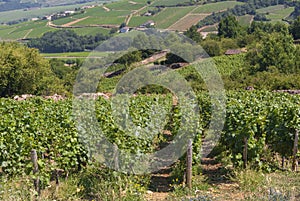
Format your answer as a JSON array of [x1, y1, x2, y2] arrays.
[[198, 0, 300, 27], [28, 30, 109, 53]]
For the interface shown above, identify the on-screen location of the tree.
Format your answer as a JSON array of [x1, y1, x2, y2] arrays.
[[218, 15, 241, 38], [184, 25, 202, 43], [247, 32, 297, 73], [28, 30, 109, 53], [290, 16, 300, 40], [201, 39, 221, 57], [0, 42, 65, 97]]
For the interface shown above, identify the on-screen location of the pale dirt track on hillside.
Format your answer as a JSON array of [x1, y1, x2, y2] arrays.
[[168, 14, 209, 31], [103, 6, 110, 11], [61, 17, 89, 27]]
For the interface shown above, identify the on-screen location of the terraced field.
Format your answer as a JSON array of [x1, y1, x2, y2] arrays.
[[151, 0, 190, 6], [0, 2, 102, 24], [2, 0, 289, 40], [168, 14, 208, 31], [72, 16, 125, 26], [129, 6, 196, 29], [105, 0, 146, 10], [237, 15, 253, 27], [191, 1, 244, 14], [257, 5, 295, 23]]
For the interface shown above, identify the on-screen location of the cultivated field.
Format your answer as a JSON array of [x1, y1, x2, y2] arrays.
[[237, 15, 254, 27], [129, 6, 196, 29], [0, 2, 101, 24], [168, 14, 208, 31], [105, 0, 146, 11], [1, 0, 294, 40], [191, 1, 244, 14], [151, 0, 190, 6]]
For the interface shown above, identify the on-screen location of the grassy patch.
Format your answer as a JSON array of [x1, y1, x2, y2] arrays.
[[237, 15, 253, 27], [231, 170, 300, 200], [256, 5, 286, 14], [129, 7, 197, 28], [41, 51, 111, 58], [105, 0, 146, 11], [79, 6, 132, 17], [151, 0, 190, 7], [73, 16, 125, 25], [192, 1, 244, 14], [71, 27, 110, 35], [52, 17, 77, 26], [200, 25, 217, 32], [0, 2, 99, 24], [266, 7, 295, 22], [168, 14, 207, 31]]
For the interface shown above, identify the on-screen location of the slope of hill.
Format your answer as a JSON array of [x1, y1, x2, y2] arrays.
[[0, 0, 298, 41], [0, 0, 98, 12]]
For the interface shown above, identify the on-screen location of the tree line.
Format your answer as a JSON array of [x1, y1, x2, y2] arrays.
[[197, 0, 299, 27], [28, 30, 109, 53]]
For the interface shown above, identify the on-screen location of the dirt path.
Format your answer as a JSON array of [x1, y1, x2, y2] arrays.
[[103, 5, 110, 11], [200, 157, 245, 200], [23, 28, 33, 39], [125, 14, 132, 25], [145, 130, 175, 201], [129, 1, 137, 4], [61, 17, 89, 27]]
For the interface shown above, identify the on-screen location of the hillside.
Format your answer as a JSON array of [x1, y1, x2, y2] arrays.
[[0, 0, 298, 41], [0, 0, 97, 12]]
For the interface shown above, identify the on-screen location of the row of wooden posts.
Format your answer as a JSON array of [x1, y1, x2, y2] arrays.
[[242, 130, 299, 171], [30, 130, 298, 194]]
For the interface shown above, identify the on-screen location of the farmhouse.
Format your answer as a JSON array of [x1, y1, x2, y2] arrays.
[[139, 20, 155, 28], [143, 12, 152, 16], [64, 10, 75, 14], [120, 27, 130, 33]]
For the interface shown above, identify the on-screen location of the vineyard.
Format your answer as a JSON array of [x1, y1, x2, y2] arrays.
[[0, 90, 299, 200]]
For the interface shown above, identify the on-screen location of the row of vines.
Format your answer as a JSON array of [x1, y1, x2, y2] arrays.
[[0, 91, 299, 185]]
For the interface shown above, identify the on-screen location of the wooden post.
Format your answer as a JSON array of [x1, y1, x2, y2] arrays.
[[113, 143, 119, 170], [113, 143, 122, 198], [292, 130, 299, 172], [243, 137, 248, 169], [282, 156, 285, 169], [186, 139, 192, 189], [31, 149, 40, 196]]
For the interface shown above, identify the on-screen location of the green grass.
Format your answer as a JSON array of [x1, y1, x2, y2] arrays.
[[256, 5, 285, 14], [266, 7, 295, 22], [1, 29, 28, 40], [192, 1, 244, 14], [105, 0, 146, 11], [256, 5, 295, 23], [0, 26, 16, 40], [0, 20, 55, 39], [71, 27, 110, 35], [200, 25, 217, 32], [127, 16, 149, 26], [0, 2, 99, 24], [73, 16, 125, 25], [0, 19, 111, 40], [41, 51, 111, 58], [77, 6, 131, 17], [52, 17, 78, 26], [237, 15, 253, 27], [129, 6, 196, 28], [27, 26, 54, 38], [151, 0, 190, 6]]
